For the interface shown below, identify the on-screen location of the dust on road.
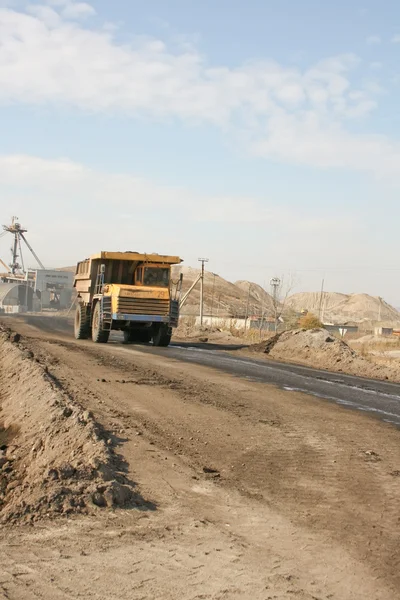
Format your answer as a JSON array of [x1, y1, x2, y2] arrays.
[[0, 315, 399, 600]]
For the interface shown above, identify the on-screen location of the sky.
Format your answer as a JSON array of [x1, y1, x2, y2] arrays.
[[0, 0, 400, 303]]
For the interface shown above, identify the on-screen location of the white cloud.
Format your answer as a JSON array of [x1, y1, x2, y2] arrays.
[[0, 153, 345, 268], [26, 5, 61, 26], [370, 61, 382, 69], [62, 2, 95, 19], [0, 153, 324, 227], [252, 112, 400, 177], [366, 35, 381, 45], [391, 34, 400, 43], [46, 0, 96, 19], [0, 2, 396, 180], [0, 153, 353, 237]]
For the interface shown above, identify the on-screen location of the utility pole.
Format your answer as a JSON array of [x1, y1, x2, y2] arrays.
[[244, 283, 251, 331], [210, 273, 216, 330], [318, 278, 325, 322], [198, 258, 209, 327], [259, 281, 266, 341], [270, 277, 281, 333]]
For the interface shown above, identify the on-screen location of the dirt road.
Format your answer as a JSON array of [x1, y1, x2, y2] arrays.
[[1, 315, 400, 599]]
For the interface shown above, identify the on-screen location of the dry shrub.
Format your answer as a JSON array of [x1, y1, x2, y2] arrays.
[[298, 313, 323, 329]]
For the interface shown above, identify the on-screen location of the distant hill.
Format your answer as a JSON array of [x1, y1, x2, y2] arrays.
[[286, 292, 400, 324], [172, 266, 271, 317], [235, 281, 274, 313], [57, 266, 76, 273]]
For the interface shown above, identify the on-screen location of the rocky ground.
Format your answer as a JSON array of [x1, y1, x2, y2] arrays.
[[245, 327, 400, 382], [0, 315, 400, 599]]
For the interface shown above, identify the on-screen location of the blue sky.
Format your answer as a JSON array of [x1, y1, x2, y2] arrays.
[[0, 0, 400, 303]]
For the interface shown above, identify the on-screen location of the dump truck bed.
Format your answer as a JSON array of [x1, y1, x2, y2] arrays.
[[87, 252, 182, 264]]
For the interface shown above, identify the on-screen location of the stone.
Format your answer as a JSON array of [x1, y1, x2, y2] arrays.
[[82, 410, 92, 423], [103, 481, 132, 507], [91, 492, 107, 507], [47, 468, 59, 481], [6, 480, 20, 492], [59, 464, 76, 479]]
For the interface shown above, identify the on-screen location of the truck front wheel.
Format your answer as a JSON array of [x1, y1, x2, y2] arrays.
[[153, 324, 172, 347], [92, 302, 110, 344], [74, 304, 90, 340]]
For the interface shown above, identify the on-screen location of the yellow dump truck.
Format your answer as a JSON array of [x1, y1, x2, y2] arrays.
[[73, 251, 183, 346]]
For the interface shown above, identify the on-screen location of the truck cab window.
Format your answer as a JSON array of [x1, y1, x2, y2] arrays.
[[135, 267, 143, 284], [143, 267, 169, 287]]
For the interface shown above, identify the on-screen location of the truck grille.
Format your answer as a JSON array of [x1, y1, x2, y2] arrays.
[[117, 297, 170, 316]]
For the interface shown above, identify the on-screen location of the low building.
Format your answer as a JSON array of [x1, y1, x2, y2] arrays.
[[34, 269, 74, 310], [195, 315, 249, 330], [374, 326, 394, 336], [324, 324, 359, 336]]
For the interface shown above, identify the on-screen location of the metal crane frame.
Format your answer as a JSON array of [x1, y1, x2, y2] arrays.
[[1, 216, 45, 275]]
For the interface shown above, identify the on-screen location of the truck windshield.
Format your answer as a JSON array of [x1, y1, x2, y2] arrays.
[[143, 267, 169, 287]]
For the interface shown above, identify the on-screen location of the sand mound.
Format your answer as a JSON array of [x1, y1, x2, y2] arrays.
[[0, 326, 134, 525], [264, 328, 356, 367], [250, 328, 400, 382]]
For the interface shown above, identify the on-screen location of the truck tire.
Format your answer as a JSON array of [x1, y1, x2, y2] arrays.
[[124, 329, 151, 344], [74, 304, 90, 340], [153, 324, 172, 347], [92, 302, 110, 344], [123, 330, 135, 344], [139, 329, 152, 343]]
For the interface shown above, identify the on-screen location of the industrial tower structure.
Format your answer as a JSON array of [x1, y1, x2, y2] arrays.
[[0, 217, 45, 275]]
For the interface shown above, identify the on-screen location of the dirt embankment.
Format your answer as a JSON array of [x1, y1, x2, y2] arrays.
[[0, 326, 136, 525], [248, 328, 400, 382]]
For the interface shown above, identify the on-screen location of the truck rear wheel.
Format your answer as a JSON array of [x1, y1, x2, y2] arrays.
[[92, 302, 110, 344], [74, 304, 90, 340], [139, 329, 152, 343], [124, 329, 152, 344], [153, 324, 172, 347]]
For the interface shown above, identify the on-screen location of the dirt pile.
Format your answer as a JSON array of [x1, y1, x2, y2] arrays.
[[249, 328, 400, 381], [0, 326, 134, 524]]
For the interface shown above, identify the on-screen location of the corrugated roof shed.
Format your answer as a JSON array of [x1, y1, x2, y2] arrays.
[[0, 283, 34, 306]]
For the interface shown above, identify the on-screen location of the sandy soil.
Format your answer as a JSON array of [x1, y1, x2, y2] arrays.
[[1, 315, 400, 599]]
